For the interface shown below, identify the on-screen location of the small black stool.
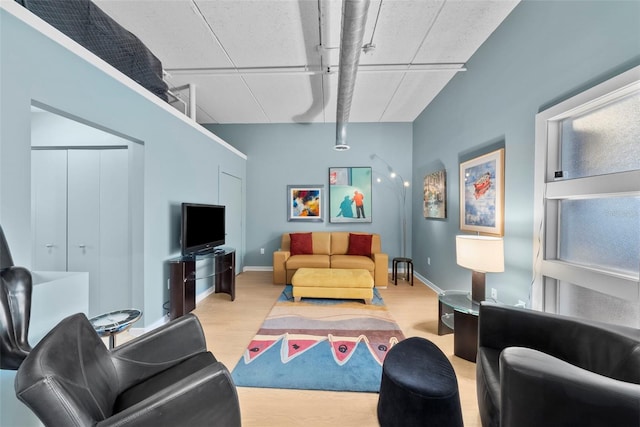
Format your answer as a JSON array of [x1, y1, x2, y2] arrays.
[[377, 337, 463, 427], [392, 257, 413, 286]]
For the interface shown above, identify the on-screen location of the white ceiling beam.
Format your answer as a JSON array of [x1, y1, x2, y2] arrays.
[[165, 63, 466, 76]]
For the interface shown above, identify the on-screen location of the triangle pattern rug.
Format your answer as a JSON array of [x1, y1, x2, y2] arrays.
[[231, 285, 405, 393]]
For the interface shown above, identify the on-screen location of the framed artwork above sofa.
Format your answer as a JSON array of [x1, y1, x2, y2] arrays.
[[329, 167, 372, 223], [287, 185, 324, 222]]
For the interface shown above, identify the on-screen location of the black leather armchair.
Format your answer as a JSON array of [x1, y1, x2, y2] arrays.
[[15, 312, 241, 426], [477, 302, 640, 427], [0, 224, 33, 370]]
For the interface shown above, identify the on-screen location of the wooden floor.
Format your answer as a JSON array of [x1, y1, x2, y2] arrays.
[[193, 271, 482, 427]]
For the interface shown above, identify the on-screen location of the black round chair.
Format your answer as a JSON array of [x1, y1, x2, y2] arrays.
[[377, 336, 463, 427]]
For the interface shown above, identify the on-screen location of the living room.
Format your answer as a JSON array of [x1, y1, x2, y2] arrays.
[[1, 0, 639, 426]]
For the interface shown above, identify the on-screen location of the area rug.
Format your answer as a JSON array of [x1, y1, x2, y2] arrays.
[[231, 285, 405, 392]]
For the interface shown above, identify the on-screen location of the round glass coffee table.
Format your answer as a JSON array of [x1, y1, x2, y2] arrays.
[[89, 309, 142, 349]]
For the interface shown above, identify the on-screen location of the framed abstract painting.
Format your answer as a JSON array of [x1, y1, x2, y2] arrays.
[[459, 148, 505, 236], [328, 167, 372, 223], [287, 185, 324, 222]]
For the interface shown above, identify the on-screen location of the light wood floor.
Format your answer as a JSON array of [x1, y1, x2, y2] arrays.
[[193, 271, 481, 427]]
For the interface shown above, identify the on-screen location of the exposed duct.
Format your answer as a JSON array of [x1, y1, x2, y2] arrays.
[[334, 0, 371, 151]]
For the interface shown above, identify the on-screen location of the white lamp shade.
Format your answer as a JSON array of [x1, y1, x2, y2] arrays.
[[456, 235, 504, 273]]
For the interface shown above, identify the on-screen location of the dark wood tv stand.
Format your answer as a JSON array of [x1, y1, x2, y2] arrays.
[[168, 247, 235, 320]]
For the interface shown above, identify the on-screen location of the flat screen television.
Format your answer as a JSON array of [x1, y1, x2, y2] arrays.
[[181, 203, 225, 255]]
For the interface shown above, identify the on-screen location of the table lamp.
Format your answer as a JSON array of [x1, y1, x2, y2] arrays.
[[456, 235, 504, 303]]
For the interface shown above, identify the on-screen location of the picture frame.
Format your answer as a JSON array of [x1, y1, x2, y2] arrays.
[[287, 185, 324, 222], [459, 148, 505, 236], [424, 169, 446, 219], [328, 167, 372, 223]]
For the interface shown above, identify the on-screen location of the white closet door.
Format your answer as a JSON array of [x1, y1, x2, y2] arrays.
[[67, 150, 101, 316], [99, 149, 130, 312], [31, 150, 68, 271]]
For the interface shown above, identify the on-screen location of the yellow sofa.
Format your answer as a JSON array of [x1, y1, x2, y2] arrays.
[[272, 232, 388, 287]]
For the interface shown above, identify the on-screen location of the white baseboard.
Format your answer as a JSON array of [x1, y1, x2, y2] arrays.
[[414, 271, 443, 294], [196, 285, 216, 303], [243, 266, 273, 272]]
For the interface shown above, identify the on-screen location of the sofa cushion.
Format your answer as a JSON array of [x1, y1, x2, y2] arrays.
[[286, 254, 330, 269], [290, 233, 313, 256], [331, 254, 375, 271], [347, 233, 372, 256], [330, 232, 350, 254], [312, 232, 331, 255]]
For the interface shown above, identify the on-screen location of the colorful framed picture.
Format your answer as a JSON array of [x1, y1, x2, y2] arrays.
[[459, 148, 505, 236], [328, 167, 372, 223], [424, 169, 446, 219], [287, 185, 324, 222]]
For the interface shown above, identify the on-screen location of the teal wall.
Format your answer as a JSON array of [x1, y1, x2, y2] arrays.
[[207, 123, 413, 266], [0, 6, 247, 326], [211, 1, 639, 307], [412, 0, 640, 305]]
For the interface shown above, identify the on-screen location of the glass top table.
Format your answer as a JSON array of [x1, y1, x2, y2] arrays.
[[438, 290, 480, 316], [89, 309, 142, 349], [437, 290, 497, 333]]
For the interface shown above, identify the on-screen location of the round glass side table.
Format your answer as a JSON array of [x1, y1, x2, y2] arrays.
[[89, 309, 142, 349]]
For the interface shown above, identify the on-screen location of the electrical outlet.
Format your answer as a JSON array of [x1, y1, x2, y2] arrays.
[[516, 300, 526, 308], [491, 288, 498, 299], [427, 257, 431, 265], [260, 248, 265, 254]]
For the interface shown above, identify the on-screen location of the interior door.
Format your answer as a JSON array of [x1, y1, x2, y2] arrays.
[[67, 150, 101, 316], [31, 150, 68, 271], [99, 149, 130, 312], [219, 172, 243, 274]]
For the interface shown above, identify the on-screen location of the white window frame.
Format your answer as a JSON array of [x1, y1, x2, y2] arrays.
[[532, 65, 640, 313]]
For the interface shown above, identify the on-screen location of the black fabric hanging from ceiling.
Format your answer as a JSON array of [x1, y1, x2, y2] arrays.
[[16, 0, 169, 102]]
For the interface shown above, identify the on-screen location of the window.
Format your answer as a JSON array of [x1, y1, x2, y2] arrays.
[[533, 66, 640, 327]]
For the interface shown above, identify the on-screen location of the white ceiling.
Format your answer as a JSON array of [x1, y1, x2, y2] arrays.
[[94, 0, 519, 125]]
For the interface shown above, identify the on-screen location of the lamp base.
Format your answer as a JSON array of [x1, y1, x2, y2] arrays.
[[471, 271, 485, 303]]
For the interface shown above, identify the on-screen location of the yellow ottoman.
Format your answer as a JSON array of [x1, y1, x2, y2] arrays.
[[291, 268, 374, 304]]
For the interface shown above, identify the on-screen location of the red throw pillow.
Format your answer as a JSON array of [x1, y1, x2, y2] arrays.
[[290, 233, 313, 256], [347, 233, 372, 257]]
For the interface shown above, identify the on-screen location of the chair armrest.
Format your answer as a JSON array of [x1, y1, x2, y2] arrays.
[[110, 314, 209, 391], [98, 361, 241, 427], [371, 252, 388, 287], [273, 250, 290, 284], [478, 302, 640, 381], [500, 347, 640, 427]]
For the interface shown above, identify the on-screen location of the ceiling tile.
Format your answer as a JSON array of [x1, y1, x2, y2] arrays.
[[195, 0, 320, 68], [380, 70, 459, 122], [414, 0, 519, 63], [95, 0, 233, 68], [166, 74, 269, 124], [359, 0, 444, 65], [243, 74, 326, 123], [349, 72, 406, 122]]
